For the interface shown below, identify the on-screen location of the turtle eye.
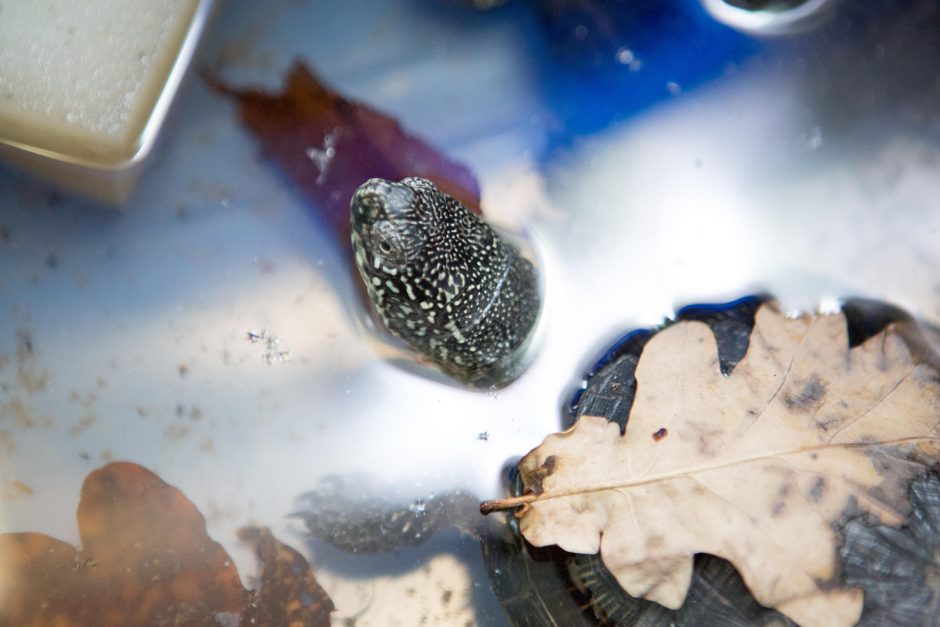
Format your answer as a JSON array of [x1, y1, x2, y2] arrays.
[[371, 221, 407, 268]]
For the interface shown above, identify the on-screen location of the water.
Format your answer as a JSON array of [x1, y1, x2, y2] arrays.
[[1, 1, 940, 625]]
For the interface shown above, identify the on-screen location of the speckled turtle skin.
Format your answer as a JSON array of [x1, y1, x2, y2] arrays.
[[350, 177, 540, 387]]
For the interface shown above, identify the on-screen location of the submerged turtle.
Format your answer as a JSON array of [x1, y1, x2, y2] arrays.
[[350, 177, 541, 388], [482, 295, 940, 626]]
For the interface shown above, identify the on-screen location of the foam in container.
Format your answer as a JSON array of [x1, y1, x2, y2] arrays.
[[0, 0, 216, 203]]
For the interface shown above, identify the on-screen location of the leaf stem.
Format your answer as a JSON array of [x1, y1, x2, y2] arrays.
[[479, 493, 536, 514]]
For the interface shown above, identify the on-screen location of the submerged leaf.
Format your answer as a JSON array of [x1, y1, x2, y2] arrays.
[[240, 526, 335, 626], [0, 462, 333, 626], [207, 62, 481, 248], [77, 462, 248, 621], [506, 303, 940, 627]]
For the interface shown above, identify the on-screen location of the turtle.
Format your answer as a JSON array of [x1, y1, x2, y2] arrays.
[[294, 286, 940, 624], [213, 67, 536, 389], [481, 295, 940, 626], [345, 178, 940, 623], [350, 176, 542, 388]]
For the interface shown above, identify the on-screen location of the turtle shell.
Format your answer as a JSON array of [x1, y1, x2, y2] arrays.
[[483, 469, 795, 627], [485, 295, 940, 626]]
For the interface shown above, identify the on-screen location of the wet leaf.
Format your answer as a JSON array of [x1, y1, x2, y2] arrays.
[[240, 527, 335, 627], [0, 462, 333, 626], [76, 462, 248, 623], [0, 533, 86, 625], [207, 61, 481, 247], [489, 303, 940, 627]]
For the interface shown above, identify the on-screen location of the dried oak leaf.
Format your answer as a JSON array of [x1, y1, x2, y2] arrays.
[[509, 303, 940, 627], [206, 62, 481, 246], [0, 462, 333, 626]]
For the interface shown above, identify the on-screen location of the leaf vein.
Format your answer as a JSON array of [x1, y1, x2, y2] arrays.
[[738, 323, 812, 441], [826, 365, 915, 442], [530, 436, 940, 504]]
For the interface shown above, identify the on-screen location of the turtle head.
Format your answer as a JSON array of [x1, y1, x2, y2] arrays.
[[350, 176, 539, 386], [350, 177, 427, 274], [350, 177, 445, 341], [350, 176, 505, 340]]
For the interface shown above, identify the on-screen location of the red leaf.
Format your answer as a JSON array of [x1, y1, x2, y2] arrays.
[[206, 61, 482, 249]]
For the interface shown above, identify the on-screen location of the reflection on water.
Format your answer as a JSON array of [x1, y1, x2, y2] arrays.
[[295, 475, 480, 554]]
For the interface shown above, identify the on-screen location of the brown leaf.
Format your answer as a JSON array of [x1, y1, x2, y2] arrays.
[[506, 303, 940, 627], [76, 462, 248, 625], [240, 526, 335, 627], [206, 62, 481, 248], [0, 533, 85, 626], [0, 462, 333, 627]]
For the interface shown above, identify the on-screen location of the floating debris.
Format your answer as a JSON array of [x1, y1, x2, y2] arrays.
[[246, 327, 291, 364]]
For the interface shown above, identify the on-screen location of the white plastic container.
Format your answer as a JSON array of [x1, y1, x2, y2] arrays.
[[0, 0, 217, 203]]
